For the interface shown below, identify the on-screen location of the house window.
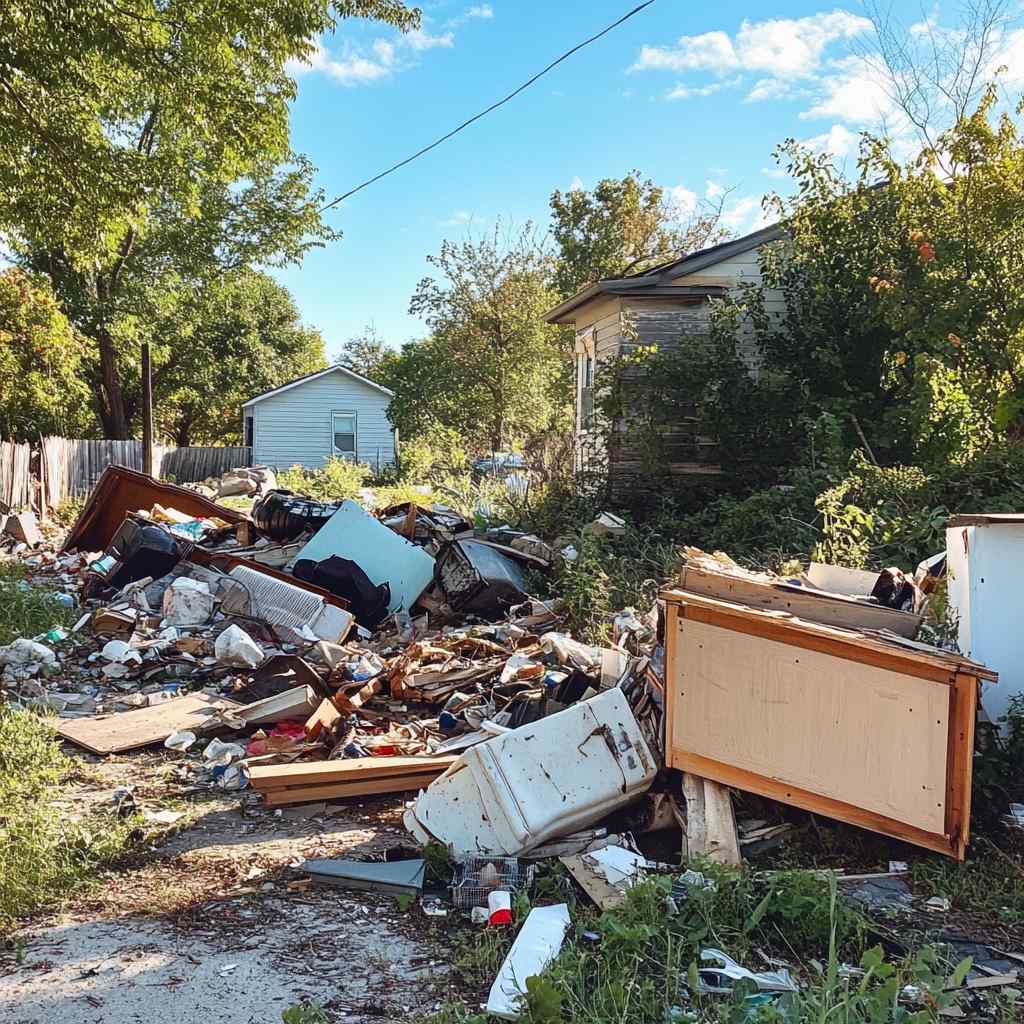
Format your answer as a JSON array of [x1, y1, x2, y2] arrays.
[[332, 412, 357, 460], [580, 353, 595, 426]]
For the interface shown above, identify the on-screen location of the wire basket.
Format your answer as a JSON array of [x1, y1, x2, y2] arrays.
[[450, 856, 533, 910]]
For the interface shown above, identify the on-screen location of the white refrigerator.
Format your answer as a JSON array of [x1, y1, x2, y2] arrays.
[[946, 514, 1024, 728]]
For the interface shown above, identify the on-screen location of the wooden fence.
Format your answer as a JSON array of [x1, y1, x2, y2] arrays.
[[1, 437, 251, 517]]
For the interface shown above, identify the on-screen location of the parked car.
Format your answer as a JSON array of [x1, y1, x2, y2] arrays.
[[471, 452, 527, 477]]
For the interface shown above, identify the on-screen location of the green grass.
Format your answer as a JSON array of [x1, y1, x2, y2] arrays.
[[912, 844, 1024, 924], [0, 563, 73, 646], [0, 706, 138, 930], [421, 869, 1009, 1024]]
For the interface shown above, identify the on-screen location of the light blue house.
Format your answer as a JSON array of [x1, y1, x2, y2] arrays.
[[242, 365, 397, 472]]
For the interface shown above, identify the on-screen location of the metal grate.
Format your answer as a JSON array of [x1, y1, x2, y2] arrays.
[[227, 565, 326, 631], [450, 857, 533, 910]]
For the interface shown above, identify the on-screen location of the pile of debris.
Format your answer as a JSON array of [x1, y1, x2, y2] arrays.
[[0, 466, 661, 833], [0, 467, 1016, 1018]]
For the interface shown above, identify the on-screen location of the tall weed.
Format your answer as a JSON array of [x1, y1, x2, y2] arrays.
[[0, 707, 136, 928]]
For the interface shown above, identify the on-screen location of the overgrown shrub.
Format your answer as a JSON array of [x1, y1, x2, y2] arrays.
[[276, 457, 371, 501]]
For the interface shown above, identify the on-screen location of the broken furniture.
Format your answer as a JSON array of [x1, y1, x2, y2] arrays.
[[661, 589, 996, 859], [404, 687, 658, 856], [62, 464, 246, 552], [679, 548, 924, 639]]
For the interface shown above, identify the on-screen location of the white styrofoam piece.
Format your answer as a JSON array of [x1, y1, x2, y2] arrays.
[[946, 522, 1021, 728], [293, 499, 435, 613], [403, 688, 657, 855], [485, 904, 571, 1019]]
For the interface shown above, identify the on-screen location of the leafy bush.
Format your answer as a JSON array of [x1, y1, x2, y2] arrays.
[[396, 423, 469, 481], [276, 457, 371, 501], [0, 706, 136, 927]]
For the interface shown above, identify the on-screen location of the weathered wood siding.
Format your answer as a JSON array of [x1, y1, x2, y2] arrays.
[[251, 371, 395, 471], [671, 245, 786, 369]]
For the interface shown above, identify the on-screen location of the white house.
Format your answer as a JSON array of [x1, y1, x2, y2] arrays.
[[242, 365, 397, 471]]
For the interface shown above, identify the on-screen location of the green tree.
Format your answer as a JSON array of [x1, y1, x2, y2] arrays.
[[401, 224, 572, 452], [746, 87, 1024, 467], [0, 0, 417, 437], [149, 269, 327, 446], [336, 324, 399, 383], [0, 269, 93, 440], [549, 171, 726, 298]]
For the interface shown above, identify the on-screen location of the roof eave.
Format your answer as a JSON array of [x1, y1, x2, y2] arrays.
[[544, 282, 726, 324]]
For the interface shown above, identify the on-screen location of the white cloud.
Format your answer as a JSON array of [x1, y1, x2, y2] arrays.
[[632, 11, 871, 81], [801, 55, 895, 123], [705, 179, 725, 200], [288, 38, 397, 85], [666, 75, 741, 100], [761, 165, 787, 179], [745, 77, 796, 102], [633, 32, 737, 75], [404, 28, 454, 51], [668, 185, 698, 215], [447, 4, 494, 28], [440, 210, 473, 227], [568, 176, 585, 192], [803, 122, 860, 159], [721, 194, 770, 233]]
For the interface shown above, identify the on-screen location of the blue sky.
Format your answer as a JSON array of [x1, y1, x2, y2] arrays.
[[272, 1, 1022, 356]]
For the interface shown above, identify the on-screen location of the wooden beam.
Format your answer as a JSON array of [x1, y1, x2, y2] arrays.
[[702, 778, 741, 866], [247, 754, 457, 790], [261, 771, 443, 807]]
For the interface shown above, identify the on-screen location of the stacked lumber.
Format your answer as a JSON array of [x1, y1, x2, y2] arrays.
[[246, 754, 458, 807]]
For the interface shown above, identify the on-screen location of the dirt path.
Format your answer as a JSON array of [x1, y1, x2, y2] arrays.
[[0, 748, 460, 1024]]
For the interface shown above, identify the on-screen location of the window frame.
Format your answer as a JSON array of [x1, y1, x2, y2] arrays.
[[331, 410, 358, 461]]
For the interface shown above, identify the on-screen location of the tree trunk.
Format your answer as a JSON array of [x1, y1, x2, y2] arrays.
[[174, 415, 193, 448], [96, 326, 130, 438]]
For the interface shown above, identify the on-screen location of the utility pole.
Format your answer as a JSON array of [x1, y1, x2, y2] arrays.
[[141, 342, 153, 476]]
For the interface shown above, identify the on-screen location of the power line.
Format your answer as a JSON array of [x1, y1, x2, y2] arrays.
[[320, 0, 658, 212]]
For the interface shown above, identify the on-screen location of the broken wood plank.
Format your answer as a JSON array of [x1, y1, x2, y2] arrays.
[[702, 777, 741, 866], [246, 754, 458, 790], [304, 698, 342, 742], [682, 772, 707, 857], [560, 853, 626, 911], [57, 693, 238, 754], [261, 771, 443, 807]]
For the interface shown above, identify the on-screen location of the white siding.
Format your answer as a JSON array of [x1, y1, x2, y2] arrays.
[[251, 371, 395, 471]]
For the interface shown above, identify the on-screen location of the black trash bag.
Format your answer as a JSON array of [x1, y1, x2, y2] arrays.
[[251, 489, 342, 542], [107, 521, 181, 589], [292, 555, 391, 628]]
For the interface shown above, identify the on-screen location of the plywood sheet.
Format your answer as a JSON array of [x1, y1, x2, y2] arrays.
[[57, 693, 238, 754], [670, 617, 949, 835]]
